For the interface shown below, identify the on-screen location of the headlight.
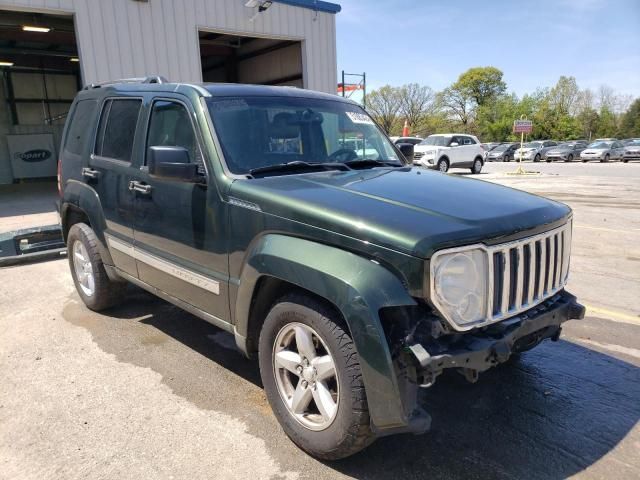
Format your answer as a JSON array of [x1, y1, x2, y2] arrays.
[[430, 248, 488, 327]]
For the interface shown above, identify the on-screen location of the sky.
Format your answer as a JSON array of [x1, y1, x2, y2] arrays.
[[335, 0, 640, 102]]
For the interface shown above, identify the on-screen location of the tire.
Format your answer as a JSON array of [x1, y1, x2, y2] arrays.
[[67, 223, 126, 311], [534, 153, 541, 162], [258, 293, 374, 460], [471, 158, 483, 174], [546, 157, 552, 163], [623, 159, 629, 163], [600, 154, 610, 163], [504, 156, 510, 162], [436, 158, 449, 173], [582, 158, 588, 163], [566, 154, 573, 162]]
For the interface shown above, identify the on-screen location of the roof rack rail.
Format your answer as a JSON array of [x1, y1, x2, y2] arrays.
[[83, 75, 168, 90]]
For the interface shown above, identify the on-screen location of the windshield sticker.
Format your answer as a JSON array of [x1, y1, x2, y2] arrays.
[[209, 98, 249, 111], [346, 111, 374, 125]]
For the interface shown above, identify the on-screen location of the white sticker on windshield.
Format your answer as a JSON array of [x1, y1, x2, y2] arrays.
[[345, 111, 374, 125]]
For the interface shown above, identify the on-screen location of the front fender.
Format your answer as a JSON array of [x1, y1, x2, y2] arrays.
[[234, 234, 417, 430]]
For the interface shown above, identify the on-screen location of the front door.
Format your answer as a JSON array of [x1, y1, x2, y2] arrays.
[[88, 96, 144, 278], [132, 96, 230, 322]]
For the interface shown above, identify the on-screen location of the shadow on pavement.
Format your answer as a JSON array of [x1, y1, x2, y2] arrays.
[[100, 290, 639, 479]]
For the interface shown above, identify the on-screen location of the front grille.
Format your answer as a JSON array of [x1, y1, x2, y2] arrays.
[[488, 222, 572, 322], [414, 151, 425, 160]]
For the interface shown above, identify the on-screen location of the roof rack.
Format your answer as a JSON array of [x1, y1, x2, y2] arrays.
[[83, 75, 168, 90]]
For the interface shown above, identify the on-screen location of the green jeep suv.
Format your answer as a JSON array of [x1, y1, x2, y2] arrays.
[[59, 77, 584, 459]]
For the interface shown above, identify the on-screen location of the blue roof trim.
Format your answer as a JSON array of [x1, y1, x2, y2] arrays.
[[272, 0, 341, 14]]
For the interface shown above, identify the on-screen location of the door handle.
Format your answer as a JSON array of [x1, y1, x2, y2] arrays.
[[128, 180, 152, 195], [82, 167, 100, 180]]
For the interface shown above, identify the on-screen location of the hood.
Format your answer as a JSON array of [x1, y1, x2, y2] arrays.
[[582, 148, 607, 153], [229, 167, 570, 259]]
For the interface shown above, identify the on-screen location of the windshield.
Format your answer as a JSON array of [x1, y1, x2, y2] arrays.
[[493, 144, 510, 151], [523, 142, 542, 149], [588, 142, 611, 149], [206, 96, 402, 175], [419, 135, 450, 146]]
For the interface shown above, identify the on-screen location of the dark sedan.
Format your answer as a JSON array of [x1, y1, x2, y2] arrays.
[[545, 141, 588, 162], [486, 142, 519, 162]]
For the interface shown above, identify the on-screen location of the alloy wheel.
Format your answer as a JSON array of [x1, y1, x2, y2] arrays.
[[72, 240, 95, 297], [272, 322, 339, 431]]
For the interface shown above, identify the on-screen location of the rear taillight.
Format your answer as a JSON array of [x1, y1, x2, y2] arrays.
[[57, 159, 62, 196]]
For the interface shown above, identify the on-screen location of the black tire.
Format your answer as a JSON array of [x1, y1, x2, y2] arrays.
[[600, 154, 610, 163], [258, 293, 374, 460], [566, 154, 573, 162], [504, 155, 510, 162], [546, 157, 552, 163], [534, 153, 541, 162], [582, 158, 588, 163], [471, 158, 483, 174], [67, 223, 126, 311], [623, 159, 629, 163], [436, 157, 449, 173]]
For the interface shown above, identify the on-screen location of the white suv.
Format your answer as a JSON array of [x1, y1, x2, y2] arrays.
[[413, 134, 485, 173]]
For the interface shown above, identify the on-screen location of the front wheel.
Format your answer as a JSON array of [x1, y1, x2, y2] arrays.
[[534, 153, 541, 162], [566, 154, 573, 162], [437, 158, 449, 173], [471, 158, 483, 174], [600, 154, 610, 163], [259, 294, 374, 460]]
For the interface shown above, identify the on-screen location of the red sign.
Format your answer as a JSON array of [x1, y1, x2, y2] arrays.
[[513, 120, 533, 133]]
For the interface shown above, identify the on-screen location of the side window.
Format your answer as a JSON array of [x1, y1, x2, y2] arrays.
[[95, 98, 142, 162], [463, 136, 475, 145], [64, 99, 97, 155], [146, 100, 205, 174]]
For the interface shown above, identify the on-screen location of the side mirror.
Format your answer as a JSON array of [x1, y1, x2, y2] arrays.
[[397, 143, 414, 162], [148, 146, 199, 182], [449, 142, 459, 147]]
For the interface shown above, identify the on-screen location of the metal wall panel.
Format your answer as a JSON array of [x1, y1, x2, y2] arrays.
[[0, 0, 337, 92]]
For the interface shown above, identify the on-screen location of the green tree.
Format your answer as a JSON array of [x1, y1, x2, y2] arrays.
[[398, 83, 435, 133], [455, 66, 507, 107], [619, 98, 640, 137]]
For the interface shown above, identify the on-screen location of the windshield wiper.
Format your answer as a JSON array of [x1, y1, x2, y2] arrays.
[[344, 159, 404, 169], [249, 161, 350, 177]]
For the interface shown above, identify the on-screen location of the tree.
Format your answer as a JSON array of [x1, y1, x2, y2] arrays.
[[619, 98, 640, 137], [438, 86, 474, 130], [366, 85, 402, 133], [398, 83, 435, 132], [548, 76, 580, 115], [455, 66, 507, 107]]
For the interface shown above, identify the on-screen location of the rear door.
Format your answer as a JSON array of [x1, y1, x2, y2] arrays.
[[88, 96, 143, 277], [131, 95, 230, 322], [448, 135, 464, 165]]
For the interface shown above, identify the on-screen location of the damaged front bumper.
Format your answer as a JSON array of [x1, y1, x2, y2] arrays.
[[408, 290, 585, 386]]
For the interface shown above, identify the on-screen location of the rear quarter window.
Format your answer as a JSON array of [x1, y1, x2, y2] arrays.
[[63, 99, 98, 155]]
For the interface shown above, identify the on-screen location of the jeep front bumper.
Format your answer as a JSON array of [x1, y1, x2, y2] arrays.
[[408, 291, 585, 386]]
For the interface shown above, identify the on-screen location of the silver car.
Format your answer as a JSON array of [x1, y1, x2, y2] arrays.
[[544, 141, 588, 162], [580, 140, 626, 162], [622, 140, 640, 163], [514, 140, 558, 162]]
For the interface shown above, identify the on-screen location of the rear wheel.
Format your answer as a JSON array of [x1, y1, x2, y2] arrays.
[[67, 223, 126, 311], [437, 158, 449, 173], [258, 293, 374, 460], [471, 158, 483, 174]]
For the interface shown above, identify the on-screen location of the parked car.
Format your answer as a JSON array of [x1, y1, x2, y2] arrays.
[[514, 140, 558, 162], [486, 142, 519, 162], [390, 136, 423, 146], [622, 139, 640, 163], [413, 133, 485, 173], [622, 138, 640, 146], [580, 140, 626, 162], [544, 141, 588, 162], [59, 78, 584, 460]]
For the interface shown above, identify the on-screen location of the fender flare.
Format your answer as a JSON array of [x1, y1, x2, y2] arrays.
[[234, 234, 417, 430], [60, 179, 114, 265]]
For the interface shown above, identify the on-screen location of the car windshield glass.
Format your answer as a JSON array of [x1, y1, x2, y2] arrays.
[[419, 136, 449, 146], [523, 142, 542, 148], [588, 142, 611, 148], [206, 96, 402, 175], [493, 144, 509, 151], [627, 140, 640, 146]]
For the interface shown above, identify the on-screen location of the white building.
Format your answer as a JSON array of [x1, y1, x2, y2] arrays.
[[0, 0, 340, 184]]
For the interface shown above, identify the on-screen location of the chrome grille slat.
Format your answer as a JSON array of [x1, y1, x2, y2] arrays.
[[500, 249, 511, 315], [554, 233, 562, 288], [527, 241, 535, 306], [539, 238, 547, 297], [547, 235, 555, 292], [515, 245, 524, 310]]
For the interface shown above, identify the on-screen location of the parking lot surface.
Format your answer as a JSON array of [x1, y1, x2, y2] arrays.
[[1, 162, 639, 479]]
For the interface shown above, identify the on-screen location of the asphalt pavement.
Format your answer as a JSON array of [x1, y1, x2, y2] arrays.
[[1, 162, 639, 480]]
